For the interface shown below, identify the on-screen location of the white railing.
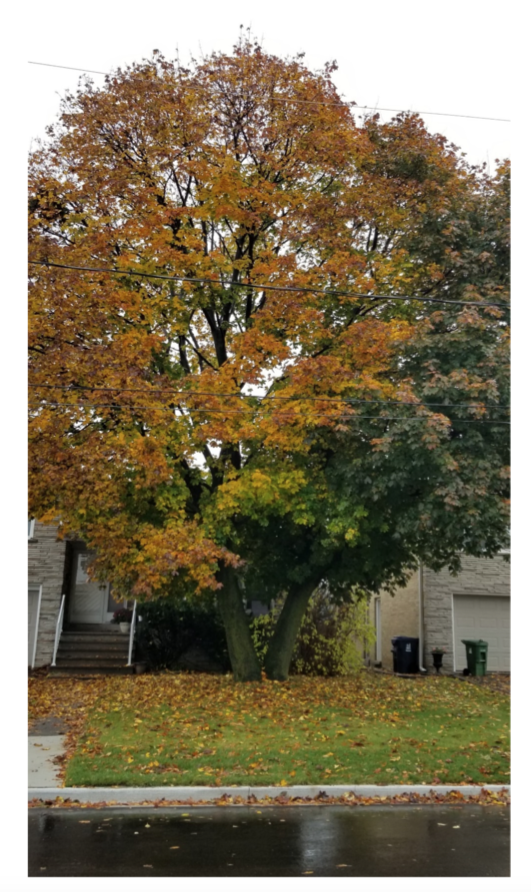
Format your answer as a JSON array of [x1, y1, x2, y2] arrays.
[[51, 594, 66, 667], [127, 600, 137, 666]]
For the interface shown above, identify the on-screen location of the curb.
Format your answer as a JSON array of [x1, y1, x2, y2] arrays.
[[28, 783, 510, 804]]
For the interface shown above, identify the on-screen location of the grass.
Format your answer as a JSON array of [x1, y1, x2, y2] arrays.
[[27, 671, 510, 788]]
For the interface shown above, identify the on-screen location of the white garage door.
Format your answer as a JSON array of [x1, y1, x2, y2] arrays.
[[453, 595, 510, 671]]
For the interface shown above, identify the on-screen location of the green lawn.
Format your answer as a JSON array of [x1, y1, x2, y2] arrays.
[[59, 672, 510, 787]]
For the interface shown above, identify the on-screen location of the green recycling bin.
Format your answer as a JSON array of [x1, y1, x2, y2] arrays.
[[461, 639, 488, 676]]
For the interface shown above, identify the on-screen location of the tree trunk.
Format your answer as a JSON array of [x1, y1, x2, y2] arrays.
[[264, 578, 318, 681], [217, 565, 262, 682]]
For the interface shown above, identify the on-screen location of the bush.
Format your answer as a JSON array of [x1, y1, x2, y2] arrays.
[[251, 588, 376, 677], [135, 599, 231, 672]]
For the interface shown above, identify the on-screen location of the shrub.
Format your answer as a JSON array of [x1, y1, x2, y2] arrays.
[[135, 598, 230, 672], [251, 588, 376, 677]]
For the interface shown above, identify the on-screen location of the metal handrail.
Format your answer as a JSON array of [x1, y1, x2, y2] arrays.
[[51, 594, 66, 667], [127, 600, 137, 666]]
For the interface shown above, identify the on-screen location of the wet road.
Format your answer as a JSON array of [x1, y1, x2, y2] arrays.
[[29, 804, 510, 877]]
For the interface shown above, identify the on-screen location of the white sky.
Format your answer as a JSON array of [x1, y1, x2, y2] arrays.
[[24, 0, 511, 170], [5, 1, 527, 886]]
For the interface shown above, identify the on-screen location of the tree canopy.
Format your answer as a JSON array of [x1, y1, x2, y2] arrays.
[[29, 38, 510, 680]]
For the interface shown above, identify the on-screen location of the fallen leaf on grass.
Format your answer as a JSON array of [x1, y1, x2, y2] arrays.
[[169, 846, 180, 850]]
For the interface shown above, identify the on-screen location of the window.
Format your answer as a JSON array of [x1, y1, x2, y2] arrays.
[[28, 518, 35, 540]]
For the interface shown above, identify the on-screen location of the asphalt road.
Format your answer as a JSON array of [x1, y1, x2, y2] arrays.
[[28, 804, 510, 877]]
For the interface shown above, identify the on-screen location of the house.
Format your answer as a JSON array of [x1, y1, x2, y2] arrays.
[[29, 521, 510, 675], [370, 554, 510, 674], [28, 520, 131, 672]]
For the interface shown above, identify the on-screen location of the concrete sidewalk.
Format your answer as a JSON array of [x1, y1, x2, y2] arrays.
[[29, 717, 68, 788]]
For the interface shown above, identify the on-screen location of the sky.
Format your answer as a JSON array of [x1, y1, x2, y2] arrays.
[[6, 1, 526, 886], [24, 0, 511, 170]]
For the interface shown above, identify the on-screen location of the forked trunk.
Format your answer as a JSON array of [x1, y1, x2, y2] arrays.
[[218, 565, 262, 682], [264, 578, 318, 681]]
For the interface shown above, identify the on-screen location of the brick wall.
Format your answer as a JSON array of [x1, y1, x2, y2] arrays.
[[422, 555, 510, 673], [28, 522, 67, 667]]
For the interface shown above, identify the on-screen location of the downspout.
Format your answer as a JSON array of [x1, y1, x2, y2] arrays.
[[418, 563, 427, 674]]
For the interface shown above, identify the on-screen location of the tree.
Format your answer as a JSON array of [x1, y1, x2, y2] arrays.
[[29, 37, 510, 681]]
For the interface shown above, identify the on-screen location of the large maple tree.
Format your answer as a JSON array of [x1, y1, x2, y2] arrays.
[[29, 38, 510, 681]]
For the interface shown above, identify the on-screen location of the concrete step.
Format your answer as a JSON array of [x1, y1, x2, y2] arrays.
[[57, 653, 130, 663], [49, 666, 134, 677], [66, 624, 125, 633], [63, 630, 125, 638], [58, 640, 130, 653], [60, 632, 129, 644]]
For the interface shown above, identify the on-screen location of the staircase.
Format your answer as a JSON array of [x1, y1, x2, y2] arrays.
[[50, 625, 133, 676]]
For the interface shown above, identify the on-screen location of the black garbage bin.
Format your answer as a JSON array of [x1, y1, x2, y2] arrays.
[[391, 636, 419, 674]]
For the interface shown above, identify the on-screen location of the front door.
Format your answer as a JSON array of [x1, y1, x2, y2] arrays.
[[68, 550, 122, 624]]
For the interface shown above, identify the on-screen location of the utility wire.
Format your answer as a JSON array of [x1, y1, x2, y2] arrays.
[[28, 260, 510, 310], [28, 400, 510, 423], [27, 61, 510, 122], [29, 61, 108, 76], [27, 383, 510, 411], [271, 98, 510, 123]]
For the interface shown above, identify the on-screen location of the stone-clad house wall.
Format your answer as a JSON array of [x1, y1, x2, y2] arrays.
[[371, 573, 419, 671], [422, 554, 510, 673], [28, 522, 67, 667]]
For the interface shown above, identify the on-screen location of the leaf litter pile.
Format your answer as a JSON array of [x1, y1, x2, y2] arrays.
[[28, 671, 509, 799]]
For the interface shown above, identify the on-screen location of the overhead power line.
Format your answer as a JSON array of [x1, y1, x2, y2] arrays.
[[28, 400, 510, 424], [29, 61, 108, 76], [28, 260, 510, 310], [27, 60, 510, 122], [27, 383, 510, 411], [271, 98, 510, 123]]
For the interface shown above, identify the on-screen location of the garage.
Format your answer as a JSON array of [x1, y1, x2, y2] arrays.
[[453, 594, 510, 672]]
